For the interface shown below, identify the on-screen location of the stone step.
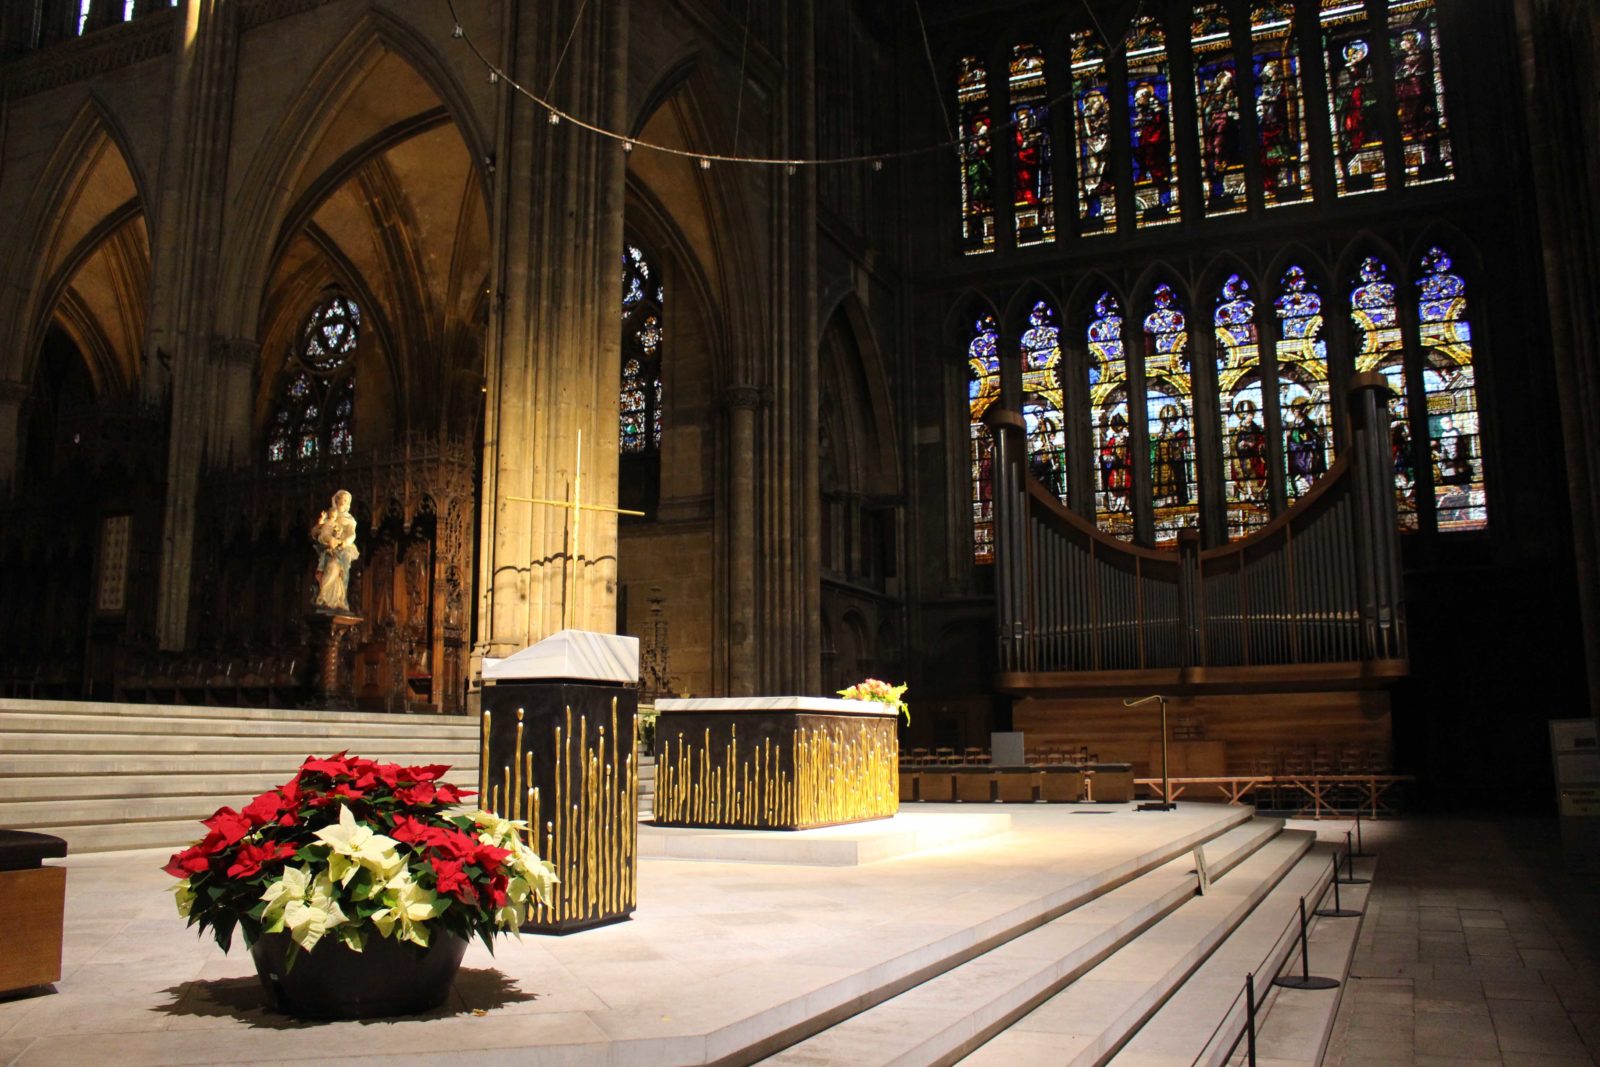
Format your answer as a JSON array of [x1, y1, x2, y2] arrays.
[[0, 696, 471, 726], [766, 817, 1286, 1066], [0, 711, 477, 740], [1212, 857, 1375, 1067], [0, 772, 289, 801], [1109, 844, 1351, 1066], [957, 828, 1315, 1067], [0, 732, 480, 757]]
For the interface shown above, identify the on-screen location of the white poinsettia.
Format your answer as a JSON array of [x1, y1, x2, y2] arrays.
[[172, 878, 197, 918], [371, 869, 446, 947], [281, 895, 347, 952], [314, 804, 403, 885], [260, 865, 314, 926], [469, 809, 527, 846]]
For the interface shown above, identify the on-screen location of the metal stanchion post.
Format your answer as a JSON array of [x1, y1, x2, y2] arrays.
[[1337, 830, 1371, 885], [1273, 897, 1341, 990], [1246, 972, 1258, 1067], [1351, 806, 1374, 858], [1316, 852, 1362, 918]]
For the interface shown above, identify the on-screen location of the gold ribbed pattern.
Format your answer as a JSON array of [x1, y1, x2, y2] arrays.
[[482, 698, 638, 928], [654, 717, 898, 829]]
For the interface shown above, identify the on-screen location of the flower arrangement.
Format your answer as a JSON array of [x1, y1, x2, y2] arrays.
[[837, 678, 910, 724], [163, 753, 557, 968]]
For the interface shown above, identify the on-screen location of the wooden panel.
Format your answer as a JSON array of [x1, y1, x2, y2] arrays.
[[0, 866, 65, 993], [1149, 740, 1228, 778], [1014, 690, 1391, 778]]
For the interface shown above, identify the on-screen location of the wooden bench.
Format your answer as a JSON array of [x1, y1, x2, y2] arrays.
[[0, 830, 68, 995]]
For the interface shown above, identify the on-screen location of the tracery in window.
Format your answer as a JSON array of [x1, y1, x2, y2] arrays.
[[1251, 0, 1314, 206], [1192, 4, 1247, 217], [619, 243, 664, 515], [1070, 29, 1117, 234], [619, 244, 663, 455], [266, 292, 360, 469], [1125, 15, 1181, 227], [1144, 284, 1195, 543], [1388, 0, 1453, 185], [1020, 301, 1067, 500], [1321, 0, 1387, 195], [1349, 256, 1416, 528], [1216, 275, 1269, 537], [969, 313, 1002, 563], [957, 57, 996, 254], [1274, 266, 1332, 500], [1417, 247, 1485, 530], [1088, 293, 1134, 539], [1010, 44, 1054, 246]]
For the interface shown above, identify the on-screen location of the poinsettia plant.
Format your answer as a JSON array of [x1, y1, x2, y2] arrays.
[[838, 677, 910, 724], [163, 753, 557, 968]]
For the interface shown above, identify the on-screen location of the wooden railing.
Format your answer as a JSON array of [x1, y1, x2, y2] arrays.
[[988, 375, 1406, 675]]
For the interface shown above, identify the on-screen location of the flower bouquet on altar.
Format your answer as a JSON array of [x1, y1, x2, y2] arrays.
[[838, 678, 910, 724], [162, 753, 557, 1019]]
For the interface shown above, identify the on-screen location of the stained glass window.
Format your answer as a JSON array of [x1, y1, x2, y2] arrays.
[[969, 313, 1002, 563], [1388, 0, 1453, 184], [1070, 29, 1117, 234], [957, 57, 995, 254], [1251, 0, 1313, 206], [1216, 275, 1270, 537], [1417, 247, 1485, 530], [1010, 44, 1055, 246], [619, 244, 664, 456], [1020, 301, 1067, 501], [1144, 284, 1195, 543], [1321, 0, 1386, 195], [1088, 293, 1134, 539], [1126, 15, 1181, 227], [1192, 5, 1247, 217], [1274, 266, 1332, 500], [266, 293, 359, 468], [1349, 256, 1416, 528]]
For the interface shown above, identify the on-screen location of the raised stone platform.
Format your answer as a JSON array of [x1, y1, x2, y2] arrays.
[[0, 802, 1365, 1066], [638, 809, 1014, 866]]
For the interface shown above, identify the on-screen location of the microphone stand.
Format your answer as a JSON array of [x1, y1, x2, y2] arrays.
[[1126, 694, 1175, 812]]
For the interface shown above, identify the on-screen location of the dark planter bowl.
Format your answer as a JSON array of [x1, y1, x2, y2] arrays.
[[250, 930, 468, 1020]]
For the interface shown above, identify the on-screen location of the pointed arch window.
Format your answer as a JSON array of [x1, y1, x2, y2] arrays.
[[619, 243, 663, 515], [957, 57, 996, 254], [1020, 301, 1066, 500], [1274, 266, 1333, 500], [1126, 15, 1181, 227], [1349, 256, 1416, 528], [1388, 0, 1453, 184], [1215, 275, 1269, 537], [1089, 293, 1134, 538], [1321, 0, 1387, 195], [1009, 44, 1055, 246], [1070, 29, 1117, 234], [968, 313, 1002, 563], [1192, 4, 1247, 217], [1251, 0, 1314, 206], [266, 292, 360, 469], [1417, 247, 1484, 529], [1144, 284, 1195, 543]]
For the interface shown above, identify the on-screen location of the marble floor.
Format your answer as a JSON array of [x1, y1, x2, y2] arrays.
[[1322, 817, 1600, 1066], [0, 803, 1243, 1066]]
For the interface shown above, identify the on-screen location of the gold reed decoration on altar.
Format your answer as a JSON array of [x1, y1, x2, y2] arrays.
[[654, 717, 899, 829], [478, 697, 638, 927]]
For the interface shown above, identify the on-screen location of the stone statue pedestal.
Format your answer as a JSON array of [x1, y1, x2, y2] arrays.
[[307, 611, 362, 706]]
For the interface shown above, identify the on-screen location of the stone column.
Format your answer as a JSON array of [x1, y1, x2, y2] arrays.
[[0, 380, 25, 492], [146, 0, 239, 650], [474, 0, 627, 661], [723, 385, 762, 694], [209, 337, 258, 469]]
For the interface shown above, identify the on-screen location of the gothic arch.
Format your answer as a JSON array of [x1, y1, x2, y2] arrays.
[[0, 98, 150, 393], [217, 6, 491, 344], [817, 295, 900, 497]]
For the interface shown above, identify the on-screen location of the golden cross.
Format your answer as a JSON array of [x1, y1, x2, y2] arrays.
[[506, 430, 645, 631]]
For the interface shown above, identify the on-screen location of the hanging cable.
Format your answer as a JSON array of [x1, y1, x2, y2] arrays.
[[445, 0, 1143, 170]]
